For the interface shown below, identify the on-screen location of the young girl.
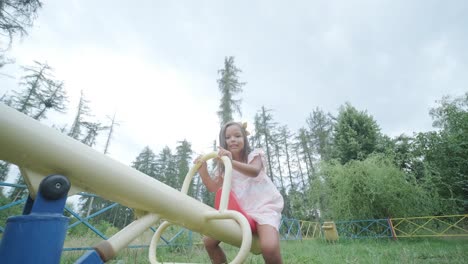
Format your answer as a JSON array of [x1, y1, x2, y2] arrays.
[[195, 121, 284, 264]]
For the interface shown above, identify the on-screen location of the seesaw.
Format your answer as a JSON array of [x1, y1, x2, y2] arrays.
[[0, 103, 260, 263]]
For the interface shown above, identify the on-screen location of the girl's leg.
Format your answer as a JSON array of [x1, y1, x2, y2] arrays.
[[203, 236, 227, 264], [257, 224, 283, 264]]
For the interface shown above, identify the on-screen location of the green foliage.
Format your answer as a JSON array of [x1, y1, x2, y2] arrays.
[[6, 61, 68, 120], [132, 146, 158, 177], [68, 90, 92, 140], [315, 154, 437, 220], [332, 103, 381, 164], [0, 0, 42, 67], [61, 238, 468, 264], [306, 107, 334, 161], [0, 194, 23, 225], [67, 219, 119, 237], [217, 56, 245, 124], [254, 106, 278, 184], [0, 161, 10, 182], [414, 93, 468, 212], [175, 139, 193, 193], [156, 146, 178, 189]]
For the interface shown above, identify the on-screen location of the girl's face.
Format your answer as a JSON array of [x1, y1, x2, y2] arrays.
[[225, 124, 245, 159]]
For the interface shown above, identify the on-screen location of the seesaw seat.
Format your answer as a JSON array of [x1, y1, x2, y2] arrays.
[[214, 189, 257, 233]]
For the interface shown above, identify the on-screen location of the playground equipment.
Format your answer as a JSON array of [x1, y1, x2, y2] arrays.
[[0, 103, 260, 263], [322, 221, 339, 242]]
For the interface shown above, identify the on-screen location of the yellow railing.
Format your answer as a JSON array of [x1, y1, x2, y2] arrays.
[[391, 214, 468, 238], [298, 220, 322, 239]]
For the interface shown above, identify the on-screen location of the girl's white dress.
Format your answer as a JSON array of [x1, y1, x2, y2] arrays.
[[216, 148, 284, 230]]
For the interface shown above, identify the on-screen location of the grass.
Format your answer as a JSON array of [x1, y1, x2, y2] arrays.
[[60, 237, 468, 263]]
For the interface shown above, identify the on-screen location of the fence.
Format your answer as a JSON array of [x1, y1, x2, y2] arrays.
[[1, 180, 467, 251]]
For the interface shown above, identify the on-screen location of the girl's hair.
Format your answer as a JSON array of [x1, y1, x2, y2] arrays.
[[217, 121, 251, 175]]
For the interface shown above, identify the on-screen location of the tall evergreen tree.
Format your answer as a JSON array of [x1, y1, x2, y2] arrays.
[[33, 80, 67, 120], [418, 93, 468, 212], [103, 113, 119, 154], [0, 161, 9, 183], [0, 0, 42, 66], [254, 106, 277, 184], [175, 139, 193, 194], [156, 146, 178, 189], [295, 128, 314, 182], [332, 103, 381, 164], [132, 146, 158, 178], [8, 61, 67, 119], [216, 56, 245, 125], [278, 126, 295, 189], [306, 108, 334, 161], [80, 121, 109, 147], [68, 90, 91, 140]]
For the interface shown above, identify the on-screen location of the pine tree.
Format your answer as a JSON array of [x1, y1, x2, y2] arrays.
[[332, 103, 381, 164], [9, 61, 67, 119], [217, 56, 245, 125], [278, 126, 295, 190], [80, 121, 109, 147], [0, 0, 42, 66], [175, 140, 193, 194], [0, 161, 10, 183], [253, 106, 277, 184], [156, 146, 178, 189], [132, 146, 158, 178], [306, 108, 334, 162], [68, 90, 92, 140], [103, 113, 119, 154]]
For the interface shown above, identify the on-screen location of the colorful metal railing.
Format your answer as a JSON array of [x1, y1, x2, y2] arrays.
[[335, 219, 393, 239], [2, 181, 467, 248], [391, 215, 468, 238], [298, 220, 322, 239]]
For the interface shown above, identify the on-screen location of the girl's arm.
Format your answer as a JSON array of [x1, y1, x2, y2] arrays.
[[217, 146, 263, 178], [231, 156, 263, 178], [196, 160, 223, 192]]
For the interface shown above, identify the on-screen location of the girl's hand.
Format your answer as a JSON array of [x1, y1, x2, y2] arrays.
[[193, 156, 207, 171], [217, 146, 232, 160]]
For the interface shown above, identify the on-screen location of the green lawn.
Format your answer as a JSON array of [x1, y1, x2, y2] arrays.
[[61, 237, 468, 263]]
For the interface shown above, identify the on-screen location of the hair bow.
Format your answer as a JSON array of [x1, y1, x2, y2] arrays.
[[241, 122, 251, 136]]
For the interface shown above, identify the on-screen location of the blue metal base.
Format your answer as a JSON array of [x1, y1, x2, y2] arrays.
[[75, 250, 104, 264], [0, 175, 71, 264]]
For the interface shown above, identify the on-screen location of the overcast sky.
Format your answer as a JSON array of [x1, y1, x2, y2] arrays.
[[1, 0, 467, 166]]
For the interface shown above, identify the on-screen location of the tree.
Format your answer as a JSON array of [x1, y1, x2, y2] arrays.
[[103, 113, 120, 154], [132, 146, 158, 178], [254, 106, 277, 184], [417, 93, 468, 212], [295, 128, 314, 183], [216, 56, 245, 124], [8, 61, 67, 119], [306, 108, 334, 161], [175, 139, 193, 194], [316, 154, 437, 220], [0, 161, 9, 183], [332, 103, 381, 164], [0, 0, 42, 66], [278, 126, 295, 190], [32, 80, 67, 120], [80, 121, 109, 147], [156, 146, 178, 189], [68, 90, 91, 140]]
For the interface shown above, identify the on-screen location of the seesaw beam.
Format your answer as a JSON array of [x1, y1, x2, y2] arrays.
[[0, 103, 260, 255]]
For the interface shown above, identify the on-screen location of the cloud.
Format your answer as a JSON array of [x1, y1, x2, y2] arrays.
[[1, 0, 467, 164]]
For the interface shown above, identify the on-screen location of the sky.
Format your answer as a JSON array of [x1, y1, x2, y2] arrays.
[[1, 0, 467, 168]]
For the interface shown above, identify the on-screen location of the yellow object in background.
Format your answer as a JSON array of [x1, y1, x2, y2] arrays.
[[322, 221, 339, 242]]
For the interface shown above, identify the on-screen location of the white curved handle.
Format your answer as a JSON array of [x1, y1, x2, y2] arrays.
[[148, 152, 252, 264]]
